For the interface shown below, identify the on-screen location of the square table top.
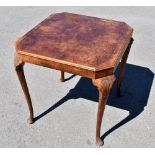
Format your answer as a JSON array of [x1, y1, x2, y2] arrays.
[[16, 12, 133, 74]]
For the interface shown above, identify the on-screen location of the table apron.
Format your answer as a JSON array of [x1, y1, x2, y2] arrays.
[[16, 53, 114, 79]]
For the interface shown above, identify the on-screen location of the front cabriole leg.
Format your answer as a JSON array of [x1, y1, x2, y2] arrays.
[[14, 53, 34, 124], [92, 75, 115, 146]]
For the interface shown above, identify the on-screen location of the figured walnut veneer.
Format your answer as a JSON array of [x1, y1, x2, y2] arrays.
[[15, 12, 133, 79]]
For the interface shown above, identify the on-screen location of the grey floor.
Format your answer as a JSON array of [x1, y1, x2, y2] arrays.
[[0, 6, 155, 148]]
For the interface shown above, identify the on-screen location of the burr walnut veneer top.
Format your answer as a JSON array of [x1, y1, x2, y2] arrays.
[[16, 12, 133, 72]]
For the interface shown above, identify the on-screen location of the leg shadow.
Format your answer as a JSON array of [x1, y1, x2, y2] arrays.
[[34, 63, 154, 141], [100, 63, 154, 140], [64, 74, 76, 82]]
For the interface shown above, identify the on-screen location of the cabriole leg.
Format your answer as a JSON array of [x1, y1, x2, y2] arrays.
[[14, 54, 34, 124], [92, 75, 115, 146], [117, 38, 134, 96]]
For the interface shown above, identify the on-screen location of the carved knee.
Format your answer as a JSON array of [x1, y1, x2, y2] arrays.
[[92, 75, 115, 96]]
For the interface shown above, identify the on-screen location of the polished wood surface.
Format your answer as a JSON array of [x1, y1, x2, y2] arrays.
[[16, 12, 133, 78], [14, 12, 134, 146]]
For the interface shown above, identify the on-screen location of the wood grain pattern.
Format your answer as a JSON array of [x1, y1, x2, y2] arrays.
[[14, 12, 134, 146], [16, 12, 133, 73]]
